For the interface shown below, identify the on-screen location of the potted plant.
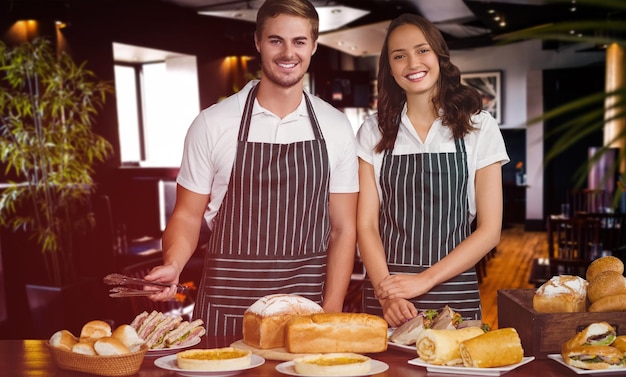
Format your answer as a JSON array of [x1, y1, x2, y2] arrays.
[[0, 37, 113, 335]]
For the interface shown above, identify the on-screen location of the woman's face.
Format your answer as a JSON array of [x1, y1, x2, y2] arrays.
[[387, 23, 440, 98]]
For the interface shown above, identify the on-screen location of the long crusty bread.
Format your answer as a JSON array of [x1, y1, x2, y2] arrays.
[[285, 313, 388, 354]]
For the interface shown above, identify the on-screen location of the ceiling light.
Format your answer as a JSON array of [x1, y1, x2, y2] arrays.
[[198, 5, 369, 33]]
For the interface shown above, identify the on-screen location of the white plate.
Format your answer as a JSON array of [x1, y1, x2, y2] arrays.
[[548, 354, 626, 375], [275, 359, 389, 377], [146, 337, 202, 357], [408, 356, 534, 376], [154, 353, 265, 376]]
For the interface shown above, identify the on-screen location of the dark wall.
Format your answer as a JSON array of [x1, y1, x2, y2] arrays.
[[543, 64, 606, 218]]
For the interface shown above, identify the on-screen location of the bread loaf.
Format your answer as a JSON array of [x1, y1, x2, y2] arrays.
[[242, 294, 323, 349], [532, 275, 587, 313], [459, 328, 524, 368], [586, 256, 624, 282], [587, 271, 626, 303], [285, 313, 388, 354], [415, 327, 484, 366]]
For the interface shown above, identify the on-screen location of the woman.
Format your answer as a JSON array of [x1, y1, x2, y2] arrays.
[[356, 13, 509, 327]]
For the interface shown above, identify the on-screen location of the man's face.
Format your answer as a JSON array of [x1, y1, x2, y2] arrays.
[[255, 14, 317, 89]]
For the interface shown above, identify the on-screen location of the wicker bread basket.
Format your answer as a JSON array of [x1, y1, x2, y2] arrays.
[[47, 342, 148, 376]]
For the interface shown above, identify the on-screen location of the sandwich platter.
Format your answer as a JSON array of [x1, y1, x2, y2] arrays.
[[386, 328, 416, 354], [154, 353, 265, 377], [408, 357, 534, 376], [146, 336, 201, 357], [548, 354, 626, 375], [275, 359, 389, 377]]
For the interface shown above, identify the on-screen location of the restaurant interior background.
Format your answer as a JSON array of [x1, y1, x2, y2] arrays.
[[0, 0, 623, 339]]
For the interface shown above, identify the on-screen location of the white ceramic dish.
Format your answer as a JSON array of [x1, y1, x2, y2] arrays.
[[386, 328, 417, 354], [154, 353, 265, 376], [275, 359, 389, 377], [146, 337, 201, 357], [548, 354, 626, 375], [408, 356, 534, 376]]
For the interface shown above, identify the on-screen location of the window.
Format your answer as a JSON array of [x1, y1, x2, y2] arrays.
[[113, 43, 199, 167]]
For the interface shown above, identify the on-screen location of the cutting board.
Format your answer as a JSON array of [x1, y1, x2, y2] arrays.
[[230, 340, 313, 361]]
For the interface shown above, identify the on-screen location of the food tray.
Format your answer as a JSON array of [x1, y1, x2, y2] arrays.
[[47, 343, 148, 376]]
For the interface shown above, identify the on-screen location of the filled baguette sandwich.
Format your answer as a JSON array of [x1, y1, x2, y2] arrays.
[[389, 305, 464, 346], [562, 345, 625, 370]]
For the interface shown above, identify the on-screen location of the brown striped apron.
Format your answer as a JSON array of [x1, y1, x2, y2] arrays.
[[194, 84, 331, 337], [363, 138, 482, 320]]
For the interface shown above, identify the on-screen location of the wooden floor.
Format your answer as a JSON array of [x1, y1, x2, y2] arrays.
[[478, 223, 548, 329]]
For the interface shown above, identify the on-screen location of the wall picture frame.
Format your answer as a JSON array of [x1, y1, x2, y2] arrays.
[[461, 70, 502, 124]]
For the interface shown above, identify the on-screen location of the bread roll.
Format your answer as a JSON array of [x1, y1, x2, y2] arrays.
[[49, 329, 77, 352], [72, 341, 97, 355], [533, 275, 587, 313], [177, 348, 251, 371], [562, 345, 625, 370], [459, 328, 524, 368], [112, 324, 145, 352], [588, 293, 626, 312], [415, 327, 484, 366], [285, 313, 388, 354], [94, 337, 131, 355], [586, 256, 624, 282], [242, 294, 323, 349], [79, 320, 112, 342], [293, 353, 371, 376], [587, 271, 626, 303]]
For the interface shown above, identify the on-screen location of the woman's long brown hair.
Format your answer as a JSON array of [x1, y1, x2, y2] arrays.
[[375, 13, 482, 153]]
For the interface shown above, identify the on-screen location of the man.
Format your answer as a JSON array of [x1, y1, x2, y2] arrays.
[[144, 0, 359, 337]]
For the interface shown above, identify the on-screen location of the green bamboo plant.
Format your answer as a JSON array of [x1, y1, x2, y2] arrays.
[[497, 0, 626, 199], [0, 38, 113, 286]]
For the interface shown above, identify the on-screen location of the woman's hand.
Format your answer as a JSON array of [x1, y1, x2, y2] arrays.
[[380, 297, 418, 327], [377, 273, 423, 300]]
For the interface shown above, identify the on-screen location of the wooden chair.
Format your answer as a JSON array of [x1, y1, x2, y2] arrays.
[[566, 189, 610, 215], [577, 212, 626, 258], [547, 215, 600, 277]]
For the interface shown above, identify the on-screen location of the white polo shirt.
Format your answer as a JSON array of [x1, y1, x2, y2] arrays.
[[357, 105, 509, 222], [178, 80, 359, 230]]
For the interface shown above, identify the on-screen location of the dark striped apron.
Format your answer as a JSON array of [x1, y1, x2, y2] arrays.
[[363, 138, 482, 320], [194, 84, 331, 337]]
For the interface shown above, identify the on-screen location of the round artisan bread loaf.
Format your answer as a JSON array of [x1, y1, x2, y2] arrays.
[[586, 256, 624, 282], [293, 353, 371, 376], [587, 270, 626, 303], [532, 275, 588, 312], [176, 347, 251, 371], [242, 294, 323, 349]]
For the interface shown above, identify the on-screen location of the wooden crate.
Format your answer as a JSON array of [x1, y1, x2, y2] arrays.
[[497, 289, 626, 359]]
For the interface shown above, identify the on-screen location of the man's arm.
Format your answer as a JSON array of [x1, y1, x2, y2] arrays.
[[322, 192, 358, 313]]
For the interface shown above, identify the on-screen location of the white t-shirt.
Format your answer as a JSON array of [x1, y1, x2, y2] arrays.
[[178, 80, 359, 230], [357, 105, 509, 222]]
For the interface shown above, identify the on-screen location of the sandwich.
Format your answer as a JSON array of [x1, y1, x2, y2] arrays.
[[389, 305, 464, 346], [164, 319, 206, 347], [129, 310, 205, 349], [562, 345, 625, 370], [563, 322, 617, 351]]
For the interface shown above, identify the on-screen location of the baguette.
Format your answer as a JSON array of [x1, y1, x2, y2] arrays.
[[285, 313, 387, 354], [588, 294, 626, 312], [459, 328, 524, 368], [415, 327, 484, 366], [562, 345, 625, 370]]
